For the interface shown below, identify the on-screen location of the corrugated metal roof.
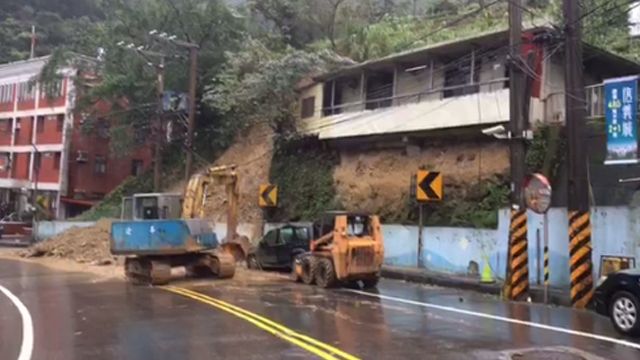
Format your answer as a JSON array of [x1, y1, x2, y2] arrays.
[[301, 89, 510, 140], [314, 24, 640, 81], [0, 56, 51, 80], [315, 27, 513, 81]]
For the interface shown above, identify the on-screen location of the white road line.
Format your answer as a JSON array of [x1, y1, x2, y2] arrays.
[[0, 285, 34, 360], [345, 289, 640, 351]]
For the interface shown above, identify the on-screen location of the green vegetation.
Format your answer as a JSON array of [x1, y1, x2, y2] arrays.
[[419, 177, 510, 229], [205, 42, 341, 134], [4, 0, 639, 224], [267, 139, 340, 222], [378, 176, 510, 228], [74, 173, 153, 220], [0, 0, 102, 63], [526, 124, 566, 181]]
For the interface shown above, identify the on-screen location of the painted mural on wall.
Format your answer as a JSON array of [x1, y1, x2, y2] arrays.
[[382, 207, 640, 289]]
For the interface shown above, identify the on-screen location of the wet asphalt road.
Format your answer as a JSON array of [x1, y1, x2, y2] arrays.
[[1, 258, 639, 360]]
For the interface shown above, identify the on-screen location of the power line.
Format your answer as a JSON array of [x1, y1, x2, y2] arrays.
[[224, 40, 562, 169], [179, 0, 640, 170], [406, 0, 504, 48]]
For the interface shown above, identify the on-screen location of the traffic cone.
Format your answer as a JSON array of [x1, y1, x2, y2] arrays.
[[480, 258, 495, 284]]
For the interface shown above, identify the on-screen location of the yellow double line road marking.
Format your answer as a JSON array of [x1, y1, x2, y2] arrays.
[[162, 286, 360, 360]]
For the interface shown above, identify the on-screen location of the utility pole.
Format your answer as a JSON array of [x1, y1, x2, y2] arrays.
[[184, 46, 198, 181], [30, 26, 36, 59], [154, 57, 165, 191], [506, 0, 530, 301], [563, 0, 593, 309], [147, 30, 199, 182], [116, 41, 168, 191]]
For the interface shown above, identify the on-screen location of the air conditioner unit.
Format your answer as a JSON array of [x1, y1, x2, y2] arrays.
[[76, 151, 88, 163]]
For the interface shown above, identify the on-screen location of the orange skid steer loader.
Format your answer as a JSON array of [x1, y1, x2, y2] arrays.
[[293, 211, 384, 288]]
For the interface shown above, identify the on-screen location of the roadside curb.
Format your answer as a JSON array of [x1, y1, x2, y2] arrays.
[[381, 265, 572, 306], [381, 266, 502, 295]]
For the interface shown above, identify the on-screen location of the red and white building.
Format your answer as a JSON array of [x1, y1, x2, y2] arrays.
[[0, 56, 152, 219]]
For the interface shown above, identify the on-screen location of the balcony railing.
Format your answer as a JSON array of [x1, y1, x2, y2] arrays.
[[320, 78, 509, 117], [545, 83, 635, 122]]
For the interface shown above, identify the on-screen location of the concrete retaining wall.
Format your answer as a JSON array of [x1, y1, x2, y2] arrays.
[[381, 206, 640, 289], [34, 221, 97, 242], [37, 206, 638, 290]]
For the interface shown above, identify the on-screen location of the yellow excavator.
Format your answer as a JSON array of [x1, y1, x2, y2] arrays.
[[111, 164, 251, 285]]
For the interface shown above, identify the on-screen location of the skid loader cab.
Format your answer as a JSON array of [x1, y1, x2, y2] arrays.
[[331, 213, 383, 280], [306, 211, 384, 285]]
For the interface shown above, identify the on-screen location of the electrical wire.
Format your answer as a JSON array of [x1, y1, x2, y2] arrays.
[[405, 0, 504, 48], [110, 0, 640, 169], [223, 38, 587, 168]]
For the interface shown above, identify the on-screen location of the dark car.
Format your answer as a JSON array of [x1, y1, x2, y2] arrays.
[[594, 269, 640, 336], [246, 225, 311, 270]]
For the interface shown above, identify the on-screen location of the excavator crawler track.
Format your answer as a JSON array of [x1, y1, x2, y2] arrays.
[[125, 257, 171, 285], [208, 251, 235, 279]]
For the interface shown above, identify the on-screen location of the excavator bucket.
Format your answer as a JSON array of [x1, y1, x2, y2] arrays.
[[220, 235, 252, 262]]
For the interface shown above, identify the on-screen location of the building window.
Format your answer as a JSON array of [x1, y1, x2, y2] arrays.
[[96, 118, 110, 139], [443, 56, 480, 98], [54, 152, 61, 170], [37, 116, 45, 133], [0, 119, 10, 134], [33, 152, 41, 171], [94, 155, 107, 174], [0, 152, 10, 171], [131, 159, 144, 176], [40, 80, 63, 99], [17, 82, 35, 101], [301, 97, 315, 119], [365, 72, 393, 110], [56, 114, 64, 132], [134, 126, 146, 145], [0, 84, 14, 103]]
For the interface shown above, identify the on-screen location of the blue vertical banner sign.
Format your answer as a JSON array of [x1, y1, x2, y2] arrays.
[[605, 76, 639, 165]]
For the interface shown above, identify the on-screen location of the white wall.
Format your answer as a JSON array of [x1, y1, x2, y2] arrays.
[[35, 220, 96, 242], [304, 88, 510, 140], [396, 66, 430, 104], [479, 54, 507, 92], [298, 83, 323, 122]]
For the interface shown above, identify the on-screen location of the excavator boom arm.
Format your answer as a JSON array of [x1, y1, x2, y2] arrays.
[[181, 164, 245, 258]]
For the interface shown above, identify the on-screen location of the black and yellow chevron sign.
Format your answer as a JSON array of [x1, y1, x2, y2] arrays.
[[259, 184, 278, 208], [416, 171, 443, 201], [568, 210, 594, 309], [509, 209, 529, 301]]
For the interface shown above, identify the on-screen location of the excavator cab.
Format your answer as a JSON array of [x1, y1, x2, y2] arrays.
[[120, 193, 182, 220], [295, 211, 384, 289]]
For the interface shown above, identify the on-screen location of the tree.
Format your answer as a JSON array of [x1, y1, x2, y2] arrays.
[[205, 40, 344, 135], [0, 0, 103, 63], [48, 0, 246, 155]]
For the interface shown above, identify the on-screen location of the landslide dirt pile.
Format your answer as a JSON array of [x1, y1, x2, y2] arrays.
[[165, 123, 273, 229], [201, 123, 273, 225], [333, 143, 510, 218], [21, 219, 115, 265]]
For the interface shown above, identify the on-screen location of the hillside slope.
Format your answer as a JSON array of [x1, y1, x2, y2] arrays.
[[199, 123, 274, 226]]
